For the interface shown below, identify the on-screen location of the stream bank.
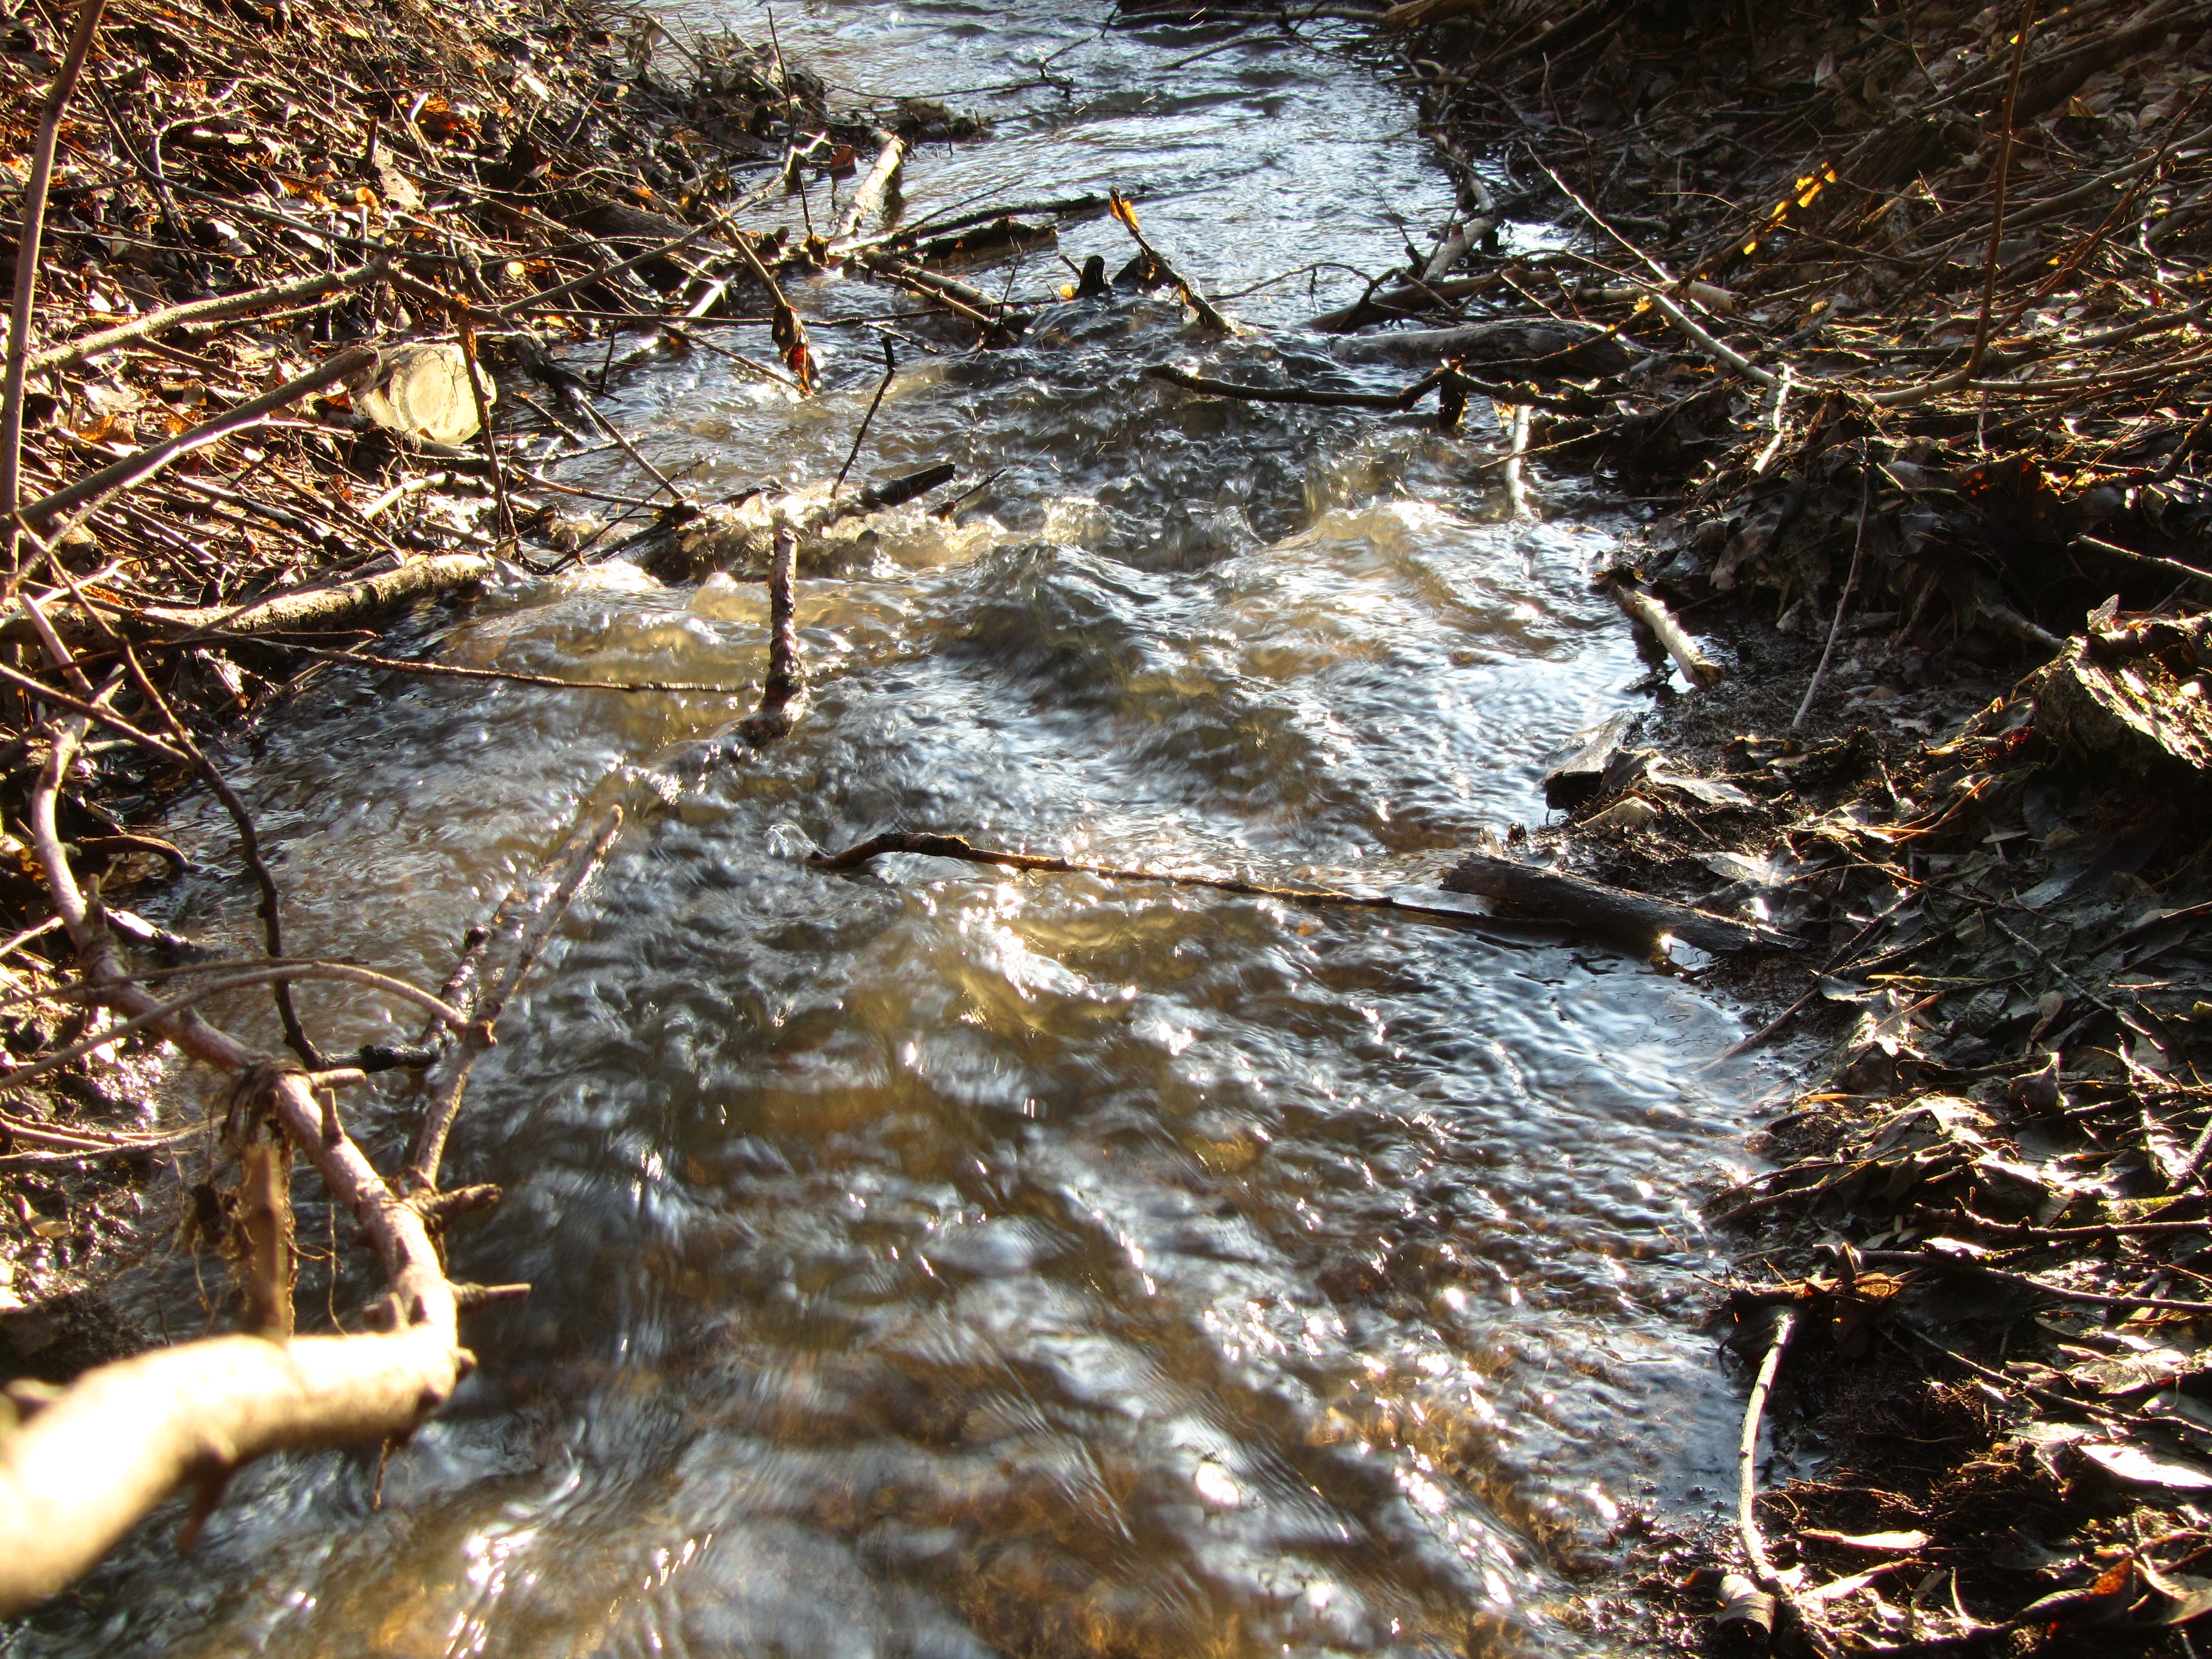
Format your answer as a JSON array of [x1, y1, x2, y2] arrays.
[[1, 1, 1773, 1654], [1386, 0, 2212, 1649]]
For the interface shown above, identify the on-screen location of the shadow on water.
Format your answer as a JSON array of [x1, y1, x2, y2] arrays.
[[8, 4, 1772, 1654]]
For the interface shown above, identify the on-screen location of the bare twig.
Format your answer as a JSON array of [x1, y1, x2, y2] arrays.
[[1793, 452, 1872, 730], [831, 335, 897, 500], [2, 0, 111, 585], [403, 805, 622, 1190]]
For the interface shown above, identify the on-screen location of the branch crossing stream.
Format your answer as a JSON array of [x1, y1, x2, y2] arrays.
[[19, 5, 1770, 1654]]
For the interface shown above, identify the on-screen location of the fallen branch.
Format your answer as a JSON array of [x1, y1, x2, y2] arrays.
[[27, 260, 391, 378], [1441, 852, 1793, 953], [1793, 458, 1871, 730], [1738, 1306, 1797, 1586], [0, 963, 464, 1101], [174, 634, 757, 696], [0, 720, 463, 1614], [1611, 578, 1724, 687], [17, 348, 378, 533], [732, 235, 818, 393], [79, 552, 492, 642]]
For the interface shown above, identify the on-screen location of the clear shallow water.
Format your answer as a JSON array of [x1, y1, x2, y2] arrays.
[[10, 6, 1764, 1656]]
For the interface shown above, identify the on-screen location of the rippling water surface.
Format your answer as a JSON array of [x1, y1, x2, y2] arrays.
[[15, 5, 1765, 1655]]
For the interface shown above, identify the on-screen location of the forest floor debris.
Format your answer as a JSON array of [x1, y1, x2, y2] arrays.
[[10, 0, 2212, 1640], [1372, 0, 2212, 1649], [0, 0, 1046, 1609]]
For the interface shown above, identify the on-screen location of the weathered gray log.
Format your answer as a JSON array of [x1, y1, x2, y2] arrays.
[[1442, 853, 1791, 953], [1331, 318, 1630, 376]]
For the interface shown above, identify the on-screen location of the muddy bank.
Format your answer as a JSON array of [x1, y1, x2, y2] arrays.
[[1381, 0, 2212, 1648]]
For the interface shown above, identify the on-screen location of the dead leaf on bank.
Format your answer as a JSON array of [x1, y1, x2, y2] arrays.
[[1713, 1571, 1776, 1634], [2079, 1440, 2212, 1491], [2068, 1347, 2196, 1396]]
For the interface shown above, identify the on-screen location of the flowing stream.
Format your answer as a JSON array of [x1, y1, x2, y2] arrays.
[[15, 6, 1770, 1655]]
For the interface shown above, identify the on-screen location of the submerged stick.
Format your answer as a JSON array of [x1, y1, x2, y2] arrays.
[[807, 832, 1518, 931], [1147, 364, 1446, 410], [1108, 190, 1233, 333], [737, 528, 805, 744], [164, 633, 757, 696], [405, 805, 622, 1189], [831, 336, 897, 499]]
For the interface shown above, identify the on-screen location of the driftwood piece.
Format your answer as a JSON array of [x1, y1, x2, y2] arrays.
[[2034, 616, 2212, 788], [1542, 711, 1635, 808], [1612, 580, 1724, 687], [1441, 853, 1789, 953], [1330, 317, 1630, 376], [0, 1325, 464, 1614], [833, 133, 905, 242]]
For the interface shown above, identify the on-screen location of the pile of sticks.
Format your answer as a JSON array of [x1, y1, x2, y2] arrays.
[[1371, 0, 2212, 656], [0, 0, 1092, 1614]]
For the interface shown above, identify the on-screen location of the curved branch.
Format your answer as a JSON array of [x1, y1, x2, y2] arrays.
[[0, 718, 477, 1615]]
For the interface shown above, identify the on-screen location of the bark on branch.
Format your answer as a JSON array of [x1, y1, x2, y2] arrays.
[[0, 707, 616, 1613]]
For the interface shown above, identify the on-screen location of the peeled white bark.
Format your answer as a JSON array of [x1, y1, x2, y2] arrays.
[[0, 722, 470, 1615]]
